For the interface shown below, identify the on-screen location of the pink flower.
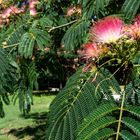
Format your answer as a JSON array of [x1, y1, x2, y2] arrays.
[[29, 0, 39, 8], [134, 14, 140, 25], [66, 6, 76, 16], [66, 6, 82, 16], [1, 8, 12, 18], [128, 24, 140, 40], [125, 14, 140, 40], [30, 8, 37, 16], [29, 0, 39, 16], [10, 6, 20, 14], [81, 43, 101, 60], [1, 6, 22, 19], [132, 14, 140, 39], [76, 7, 82, 15], [90, 16, 124, 43]]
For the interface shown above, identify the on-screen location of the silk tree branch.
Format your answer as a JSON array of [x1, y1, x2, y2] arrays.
[[48, 19, 78, 32]]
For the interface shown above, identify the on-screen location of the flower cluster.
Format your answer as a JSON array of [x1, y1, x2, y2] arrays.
[[29, 0, 39, 16], [90, 16, 123, 44], [81, 15, 140, 63], [66, 6, 82, 17], [0, 5, 24, 27], [0, 0, 39, 27], [126, 15, 140, 40]]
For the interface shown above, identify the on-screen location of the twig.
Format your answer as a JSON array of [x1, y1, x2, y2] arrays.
[[3, 43, 20, 48], [116, 90, 125, 140], [95, 61, 126, 96], [48, 19, 78, 32]]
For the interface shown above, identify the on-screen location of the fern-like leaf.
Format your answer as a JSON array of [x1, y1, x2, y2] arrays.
[[46, 67, 98, 140], [82, 0, 95, 19], [77, 116, 116, 140], [120, 130, 139, 140], [46, 66, 121, 140], [19, 28, 50, 58], [30, 28, 51, 50], [95, 0, 110, 16], [0, 49, 17, 117], [121, 0, 140, 20], [76, 103, 118, 138], [122, 117, 140, 137], [126, 106, 140, 118], [90, 128, 115, 140], [6, 25, 25, 46], [62, 20, 90, 51], [19, 32, 35, 58]]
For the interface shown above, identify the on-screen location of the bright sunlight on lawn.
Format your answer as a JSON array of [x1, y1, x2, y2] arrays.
[[0, 95, 55, 140]]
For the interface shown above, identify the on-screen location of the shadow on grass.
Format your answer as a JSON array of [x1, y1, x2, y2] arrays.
[[8, 112, 48, 140]]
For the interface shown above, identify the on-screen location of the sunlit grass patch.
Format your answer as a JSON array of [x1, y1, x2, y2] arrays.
[[0, 94, 55, 140]]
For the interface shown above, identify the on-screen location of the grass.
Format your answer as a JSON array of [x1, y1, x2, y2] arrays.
[[0, 94, 55, 140]]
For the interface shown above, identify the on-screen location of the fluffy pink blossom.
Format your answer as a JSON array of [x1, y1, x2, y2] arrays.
[[128, 24, 140, 39], [1, 6, 22, 19], [11, 6, 23, 14], [66, 6, 82, 16], [132, 14, 140, 39], [30, 8, 37, 16], [90, 16, 124, 43], [66, 6, 76, 16], [81, 43, 101, 60], [125, 14, 140, 40], [76, 7, 82, 15], [134, 14, 140, 25], [1, 8, 12, 18], [29, 0, 39, 8], [29, 0, 39, 16]]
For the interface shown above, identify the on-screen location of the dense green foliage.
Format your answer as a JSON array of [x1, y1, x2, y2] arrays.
[[0, 48, 18, 117], [46, 61, 140, 139], [45, 0, 140, 140]]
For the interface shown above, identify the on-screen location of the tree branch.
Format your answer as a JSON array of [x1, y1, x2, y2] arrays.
[[48, 19, 78, 32]]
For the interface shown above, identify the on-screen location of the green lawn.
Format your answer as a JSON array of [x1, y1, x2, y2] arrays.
[[0, 94, 55, 140]]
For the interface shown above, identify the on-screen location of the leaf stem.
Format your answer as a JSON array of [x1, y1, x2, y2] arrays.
[[95, 62, 126, 96], [116, 89, 125, 140], [48, 19, 78, 32]]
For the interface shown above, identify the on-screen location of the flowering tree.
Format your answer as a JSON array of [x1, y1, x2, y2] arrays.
[[0, 0, 140, 139], [45, 1, 140, 140], [0, 0, 78, 115]]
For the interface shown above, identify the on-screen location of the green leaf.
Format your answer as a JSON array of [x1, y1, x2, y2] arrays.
[[0, 49, 17, 117], [62, 20, 90, 51], [122, 117, 140, 137], [95, 0, 110, 16], [31, 28, 51, 50], [39, 17, 53, 28], [91, 128, 115, 140], [132, 51, 140, 65], [46, 66, 122, 140], [120, 130, 139, 140], [76, 103, 118, 137], [121, 0, 140, 20], [126, 106, 140, 118], [77, 116, 116, 140], [46, 67, 99, 140], [82, 0, 95, 19], [19, 32, 34, 58], [6, 25, 25, 46]]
